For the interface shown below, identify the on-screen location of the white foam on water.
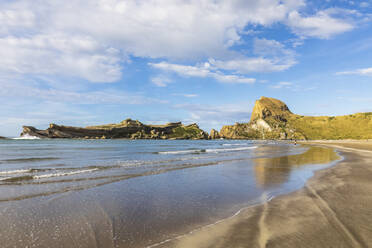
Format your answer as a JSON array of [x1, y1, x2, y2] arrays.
[[0, 169, 31, 175], [222, 143, 249, 146], [33, 168, 99, 179], [157, 149, 204, 155], [205, 146, 257, 153], [12, 134, 41, 140], [158, 146, 257, 155], [0, 177, 12, 181]]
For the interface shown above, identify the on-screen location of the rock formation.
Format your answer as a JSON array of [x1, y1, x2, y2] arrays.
[[250, 97, 292, 122], [21, 119, 209, 140], [0, 136, 6, 139], [220, 96, 372, 140], [19, 97, 372, 140], [209, 129, 220, 139]]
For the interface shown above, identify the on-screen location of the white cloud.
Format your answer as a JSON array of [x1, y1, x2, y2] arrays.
[[270, 81, 293, 89], [287, 10, 354, 39], [0, 34, 123, 82], [209, 38, 297, 73], [336, 67, 372, 76], [0, 0, 308, 83], [0, 9, 35, 34], [149, 62, 256, 84], [0, 80, 166, 105], [360, 2, 369, 8], [269, 81, 317, 91], [172, 93, 198, 98], [151, 76, 172, 87], [0, 0, 359, 83], [174, 102, 253, 129]]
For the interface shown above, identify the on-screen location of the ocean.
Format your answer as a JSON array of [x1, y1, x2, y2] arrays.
[[0, 139, 340, 247]]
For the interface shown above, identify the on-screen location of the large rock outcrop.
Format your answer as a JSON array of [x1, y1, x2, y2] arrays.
[[220, 97, 301, 140], [250, 96, 292, 122], [220, 96, 372, 140], [20, 119, 209, 140]]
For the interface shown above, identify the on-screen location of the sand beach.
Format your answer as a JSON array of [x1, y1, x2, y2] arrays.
[[158, 141, 372, 248]]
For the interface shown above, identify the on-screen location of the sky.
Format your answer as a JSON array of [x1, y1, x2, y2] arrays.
[[1, 0, 372, 137]]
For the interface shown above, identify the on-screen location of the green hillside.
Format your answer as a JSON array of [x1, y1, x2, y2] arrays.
[[219, 97, 372, 140]]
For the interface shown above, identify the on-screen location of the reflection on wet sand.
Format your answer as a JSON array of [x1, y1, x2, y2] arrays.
[[254, 146, 340, 187], [0, 142, 341, 248]]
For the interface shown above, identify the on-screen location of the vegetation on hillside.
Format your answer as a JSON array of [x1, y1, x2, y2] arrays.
[[220, 97, 372, 140], [288, 113, 372, 140]]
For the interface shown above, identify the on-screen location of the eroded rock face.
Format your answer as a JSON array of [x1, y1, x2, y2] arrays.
[[209, 129, 220, 139], [250, 96, 292, 122], [20, 119, 208, 140], [219, 97, 303, 140]]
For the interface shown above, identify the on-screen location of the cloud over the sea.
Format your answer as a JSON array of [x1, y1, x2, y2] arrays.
[[336, 67, 372, 76], [0, 0, 358, 83]]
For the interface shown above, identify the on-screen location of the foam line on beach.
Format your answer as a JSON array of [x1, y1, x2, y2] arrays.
[[33, 168, 99, 179], [146, 193, 274, 248], [0, 168, 99, 183], [0, 169, 31, 175], [157, 146, 257, 155], [222, 143, 250, 146]]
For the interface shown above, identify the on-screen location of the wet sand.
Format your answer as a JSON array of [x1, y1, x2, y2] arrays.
[[158, 141, 372, 248]]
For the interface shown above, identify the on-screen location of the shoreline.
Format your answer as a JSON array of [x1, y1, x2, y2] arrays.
[[157, 141, 372, 248]]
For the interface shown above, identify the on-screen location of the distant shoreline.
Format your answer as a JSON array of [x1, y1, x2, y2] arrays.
[[158, 141, 372, 247]]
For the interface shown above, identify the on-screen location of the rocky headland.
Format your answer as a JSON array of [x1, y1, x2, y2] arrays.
[[21, 119, 209, 140], [218, 96, 372, 140]]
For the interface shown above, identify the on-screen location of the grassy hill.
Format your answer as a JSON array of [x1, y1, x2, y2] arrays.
[[219, 97, 372, 140]]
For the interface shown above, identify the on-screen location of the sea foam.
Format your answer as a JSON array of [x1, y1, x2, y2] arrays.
[[13, 134, 41, 140], [158, 146, 257, 155], [33, 168, 99, 179], [0, 169, 31, 175]]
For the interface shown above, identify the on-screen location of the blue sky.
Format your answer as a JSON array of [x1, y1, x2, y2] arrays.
[[0, 0, 372, 137]]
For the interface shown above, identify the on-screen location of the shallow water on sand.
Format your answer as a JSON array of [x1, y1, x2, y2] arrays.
[[0, 139, 340, 247]]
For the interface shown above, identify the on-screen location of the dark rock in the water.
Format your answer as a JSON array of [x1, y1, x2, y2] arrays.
[[20, 119, 209, 140], [0, 136, 6, 139]]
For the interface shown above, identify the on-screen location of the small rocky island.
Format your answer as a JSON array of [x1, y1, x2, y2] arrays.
[[21, 119, 209, 139]]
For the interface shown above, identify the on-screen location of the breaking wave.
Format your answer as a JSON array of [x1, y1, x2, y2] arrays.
[[222, 143, 250, 146], [0, 168, 99, 182], [33, 168, 99, 179], [0, 169, 31, 175], [12, 134, 41, 140], [158, 146, 257, 155]]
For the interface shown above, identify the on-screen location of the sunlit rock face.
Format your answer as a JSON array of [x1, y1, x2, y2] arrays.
[[220, 96, 372, 140], [250, 96, 292, 122]]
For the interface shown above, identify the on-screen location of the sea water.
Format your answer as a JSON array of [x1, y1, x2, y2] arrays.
[[0, 139, 340, 247]]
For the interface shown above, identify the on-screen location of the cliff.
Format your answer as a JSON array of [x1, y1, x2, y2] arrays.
[[21, 118, 209, 140], [220, 96, 372, 140]]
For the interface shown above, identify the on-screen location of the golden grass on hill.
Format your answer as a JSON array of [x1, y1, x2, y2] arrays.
[[288, 113, 372, 140]]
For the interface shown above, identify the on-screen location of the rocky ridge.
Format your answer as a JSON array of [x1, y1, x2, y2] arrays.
[[21, 118, 209, 140]]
